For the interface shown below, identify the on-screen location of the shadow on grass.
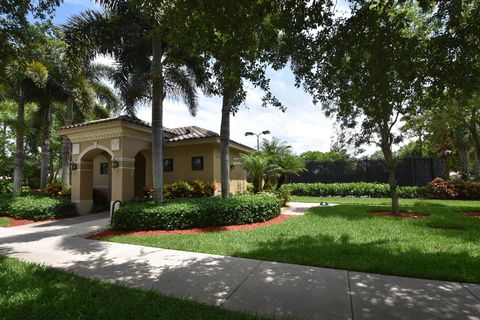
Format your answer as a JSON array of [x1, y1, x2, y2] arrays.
[[0, 255, 267, 320], [231, 233, 480, 284]]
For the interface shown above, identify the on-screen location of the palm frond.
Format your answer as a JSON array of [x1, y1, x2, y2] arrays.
[[164, 64, 198, 116]]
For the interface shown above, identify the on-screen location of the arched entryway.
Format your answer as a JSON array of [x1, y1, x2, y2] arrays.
[[72, 145, 114, 214], [134, 152, 146, 199]]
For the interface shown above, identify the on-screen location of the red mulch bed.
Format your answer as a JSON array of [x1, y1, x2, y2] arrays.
[[370, 210, 429, 219], [460, 212, 480, 219], [87, 214, 296, 239], [0, 216, 65, 227]]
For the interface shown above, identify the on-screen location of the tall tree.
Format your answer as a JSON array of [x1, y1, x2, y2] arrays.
[[65, 1, 202, 202], [191, 0, 290, 198], [294, 0, 429, 214]]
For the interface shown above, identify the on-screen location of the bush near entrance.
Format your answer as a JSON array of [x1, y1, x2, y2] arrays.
[[0, 193, 76, 221], [112, 194, 281, 231], [143, 180, 215, 200]]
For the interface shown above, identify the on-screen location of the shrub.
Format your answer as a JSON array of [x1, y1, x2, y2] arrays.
[[0, 179, 12, 195], [0, 194, 77, 220], [112, 194, 280, 231], [281, 182, 427, 199], [44, 183, 62, 197], [427, 178, 480, 200], [272, 188, 291, 206], [144, 180, 215, 200]]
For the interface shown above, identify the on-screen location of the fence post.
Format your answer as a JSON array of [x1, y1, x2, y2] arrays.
[[411, 158, 416, 186]]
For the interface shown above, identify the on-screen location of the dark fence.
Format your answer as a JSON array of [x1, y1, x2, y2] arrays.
[[290, 158, 444, 186]]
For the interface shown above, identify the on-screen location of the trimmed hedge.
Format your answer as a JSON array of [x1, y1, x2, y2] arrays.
[[112, 194, 281, 231], [281, 182, 428, 199], [0, 194, 77, 221]]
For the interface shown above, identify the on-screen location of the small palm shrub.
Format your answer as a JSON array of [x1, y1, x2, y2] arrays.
[[112, 194, 280, 231]]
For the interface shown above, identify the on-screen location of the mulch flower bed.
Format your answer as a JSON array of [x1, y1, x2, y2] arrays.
[[0, 216, 66, 227], [87, 214, 296, 240], [0, 217, 40, 227], [460, 212, 480, 219], [370, 210, 429, 219]]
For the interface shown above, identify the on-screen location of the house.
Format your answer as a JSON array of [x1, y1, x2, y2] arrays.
[[58, 116, 253, 214]]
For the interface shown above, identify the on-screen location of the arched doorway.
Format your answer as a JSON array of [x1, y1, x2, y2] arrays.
[[74, 145, 114, 214], [134, 152, 146, 199]]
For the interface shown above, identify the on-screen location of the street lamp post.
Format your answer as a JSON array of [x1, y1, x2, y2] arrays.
[[245, 130, 270, 151]]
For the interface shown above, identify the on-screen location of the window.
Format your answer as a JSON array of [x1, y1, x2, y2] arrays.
[[192, 156, 204, 171], [100, 162, 109, 175], [164, 158, 174, 172]]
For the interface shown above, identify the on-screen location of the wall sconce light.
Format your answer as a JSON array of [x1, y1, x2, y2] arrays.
[[112, 159, 119, 169], [70, 162, 78, 171]]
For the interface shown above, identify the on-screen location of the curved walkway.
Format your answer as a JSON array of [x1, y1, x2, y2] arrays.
[[0, 205, 479, 320]]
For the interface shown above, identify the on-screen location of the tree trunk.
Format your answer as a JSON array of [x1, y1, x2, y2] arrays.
[[13, 96, 25, 196], [381, 139, 399, 215], [61, 97, 74, 191], [151, 37, 164, 203], [469, 120, 480, 180], [40, 104, 53, 191], [458, 146, 470, 180], [220, 95, 231, 198]]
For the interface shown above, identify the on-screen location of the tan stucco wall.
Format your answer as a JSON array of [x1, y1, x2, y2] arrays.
[[163, 143, 215, 184], [59, 119, 251, 214], [213, 145, 248, 194]]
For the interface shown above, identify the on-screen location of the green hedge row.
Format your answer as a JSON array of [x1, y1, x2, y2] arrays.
[[0, 194, 77, 221], [281, 182, 428, 198], [112, 194, 281, 231]]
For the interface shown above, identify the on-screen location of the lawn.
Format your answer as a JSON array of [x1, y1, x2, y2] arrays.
[[291, 195, 480, 207], [0, 217, 9, 227], [0, 256, 266, 320], [107, 198, 480, 284]]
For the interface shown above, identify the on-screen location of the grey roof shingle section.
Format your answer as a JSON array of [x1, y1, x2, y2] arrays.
[[165, 126, 219, 142], [58, 116, 254, 151]]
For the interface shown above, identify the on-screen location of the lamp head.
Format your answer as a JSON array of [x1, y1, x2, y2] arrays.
[[245, 132, 254, 136], [262, 130, 270, 135]]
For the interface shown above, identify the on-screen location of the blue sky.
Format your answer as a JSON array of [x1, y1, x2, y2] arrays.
[[52, 0, 372, 155]]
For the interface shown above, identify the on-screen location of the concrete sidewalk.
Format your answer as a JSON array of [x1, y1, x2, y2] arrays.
[[0, 212, 479, 320]]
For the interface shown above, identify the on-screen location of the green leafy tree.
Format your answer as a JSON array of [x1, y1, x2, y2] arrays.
[[300, 150, 350, 161], [294, 1, 429, 214]]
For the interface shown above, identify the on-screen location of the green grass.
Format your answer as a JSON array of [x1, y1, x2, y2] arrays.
[[0, 217, 9, 227], [107, 198, 480, 284], [0, 256, 267, 320], [291, 196, 480, 207]]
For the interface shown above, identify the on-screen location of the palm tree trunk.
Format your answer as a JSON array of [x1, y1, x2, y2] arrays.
[[61, 97, 74, 191], [13, 96, 25, 196], [151, 37, 164, 203], [220, 95, 231, 198], [40, 104, 52, 191]]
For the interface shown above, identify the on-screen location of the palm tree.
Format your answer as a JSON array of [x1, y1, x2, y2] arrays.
[[260, 137, 305, 189], [4, 60, 48, 196], [64, 3, 202, 203], [234, 153, 281, 194]]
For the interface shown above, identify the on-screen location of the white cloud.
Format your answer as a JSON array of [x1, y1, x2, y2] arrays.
[[136, 67, 339, 154]]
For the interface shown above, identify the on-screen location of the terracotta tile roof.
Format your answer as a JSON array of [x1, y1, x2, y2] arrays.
[[58, 116, 254, 151]]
